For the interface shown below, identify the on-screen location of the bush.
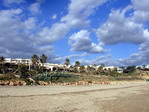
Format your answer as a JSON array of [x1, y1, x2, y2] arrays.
[[28, 70, 37, 76], [33, 72, 79, 83], [0, 73, 16, 80], [18, 64, 29, 78], [21, 78, 33, 85]]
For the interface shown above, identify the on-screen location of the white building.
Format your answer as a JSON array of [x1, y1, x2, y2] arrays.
[[116, 67, 124, 73], [41, 63, 65, 71], [146, 65, 149, 69], [103, 66, 116, 71], [137, 65, 149, 69], [4, 58, 66, 71], [5, 58, 32, 65]]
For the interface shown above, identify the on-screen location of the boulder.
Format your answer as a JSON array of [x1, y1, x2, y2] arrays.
[[4, 81, 10, 85], [0, 81, 5, 85], [39, 81, 48, 85], [9, 81, 14, 86]]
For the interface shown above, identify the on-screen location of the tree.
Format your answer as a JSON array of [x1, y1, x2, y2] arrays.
[[0, 56, 5, 64], [74, 61, 80, 73], [18, 64, 29, 78], [73, 67, 78, 73], [0, 56, 6, 74], [142, 65, 146, 69], [126, 65, 136, 72], [40, 54, 47, 63], [120, 66, 125, 69], [137, 66, 142, 70], [31, 55, 39, 70], [108, 68, 112, 72], [1, 65, 7, 74], [87, 66, 93, 73], [93, 64, 97, 66], [75, 61, 80, 67], [32, 55, 39, 64], [80, 66, 85, 73], [40, 54, 47, 72], [65, 58, 70, 66], [101, 64, 105, 67], [97, 65, 104, 73]]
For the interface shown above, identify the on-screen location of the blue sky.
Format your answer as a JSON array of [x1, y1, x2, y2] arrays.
[[0, 0, 149, 66]]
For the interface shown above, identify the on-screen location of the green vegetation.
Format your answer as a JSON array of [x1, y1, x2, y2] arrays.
[[75, 61, 80, 67], [40, 54, 47, 64], [0, 73, 16, 80], [0, 56, 149, 86], [18, 64, 29, 78], [32, 55, 39, 67], [65, 58, 70, 66], [33, 72, 79, 83]]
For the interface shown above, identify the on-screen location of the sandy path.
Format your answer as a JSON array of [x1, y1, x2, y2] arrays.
[[0, 82, 149, 112]]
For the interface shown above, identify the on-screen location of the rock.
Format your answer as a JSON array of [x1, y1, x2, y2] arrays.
[[0, 81, 5, 85], [22, 81, 26, 86], [9, 81, 14, 86], [48, 81, 52, 85], [28, 78, 35, 83], [4, 81, 10, 85], [13, 81, 18, 86], [39, 81, 48, 85], [18, 81, 23, 86]]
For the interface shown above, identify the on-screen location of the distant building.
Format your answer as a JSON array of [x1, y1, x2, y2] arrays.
[[3, 58, 126, 73], [4, 58, 66, 71], [116, 67, 124, 73], [5, 58, 32, 65], [40, 63, 65, 71], [146, 65, 149, 69], [103, 66, 115, 71], [137, 65, 149, 69]]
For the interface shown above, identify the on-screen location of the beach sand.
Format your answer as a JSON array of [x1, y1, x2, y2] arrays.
[[0, 82, 149, 112]]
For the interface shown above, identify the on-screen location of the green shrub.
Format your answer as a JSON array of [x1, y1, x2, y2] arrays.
[[28, 70, 37, 76], [21, 78, 32, 85], [0, 73, 16, 80], [33, 72, 79, 83]]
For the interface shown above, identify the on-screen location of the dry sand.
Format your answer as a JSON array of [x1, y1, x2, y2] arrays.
[[0, 82, 149, 112]]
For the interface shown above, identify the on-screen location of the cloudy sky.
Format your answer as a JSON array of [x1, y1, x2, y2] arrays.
[[0, 0, 149, 66]]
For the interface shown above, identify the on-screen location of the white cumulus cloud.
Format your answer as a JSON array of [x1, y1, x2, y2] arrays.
[[96, 6, 149, 45], [69, 30, 105, 53], [35, 0, 107, 44], [3, 0, 25, 6]]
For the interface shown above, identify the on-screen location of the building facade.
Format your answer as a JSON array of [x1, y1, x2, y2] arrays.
[[5, 58, 32, 65]]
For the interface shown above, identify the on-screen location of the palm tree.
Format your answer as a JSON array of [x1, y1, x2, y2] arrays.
[[75, 61, 80, 67], [64, 58, 70, 72], [40, 54, 47, 72], [101, 64, 105, 67], [74, 61, 80, 73], [65, 58, 70, 66], [0, 56, 5, 64], [40, 54, 47, 64], [0, 56, 5, 74], [31, 54, 39, 70]]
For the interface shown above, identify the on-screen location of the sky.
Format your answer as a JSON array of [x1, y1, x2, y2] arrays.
[[0, 0, 149, 67]]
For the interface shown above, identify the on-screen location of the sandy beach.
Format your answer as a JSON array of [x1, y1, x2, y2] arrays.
[[0, 82, 149, 112]]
